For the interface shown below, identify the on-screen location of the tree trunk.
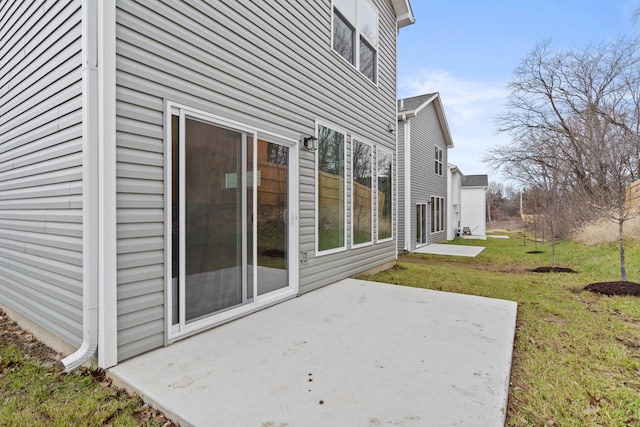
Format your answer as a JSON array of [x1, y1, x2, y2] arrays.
[[619, 217, 627, 282], [551, 222, 556, 268]]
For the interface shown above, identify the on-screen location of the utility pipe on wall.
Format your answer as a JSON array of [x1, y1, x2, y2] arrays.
[[62, 0, 100, 372]]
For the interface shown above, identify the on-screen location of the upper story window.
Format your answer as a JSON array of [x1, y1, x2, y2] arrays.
[[332, 0, 378, 83], [435, 146, 443, 176]]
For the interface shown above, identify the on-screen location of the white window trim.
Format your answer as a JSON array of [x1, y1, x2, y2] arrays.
[[164, 101, 299, 342], [416, 203, 428, 247], [430, 195, 445, 234], [435, 146, 444, 176], [331, 0, 379, 86], [376, 146, 394, 243], [315, 120, 348, 256], [351, 136, 374, 249]]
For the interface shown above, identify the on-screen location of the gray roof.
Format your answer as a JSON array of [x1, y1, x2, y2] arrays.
[[461, 175, 488, 187], [397, 93, 436, 113]]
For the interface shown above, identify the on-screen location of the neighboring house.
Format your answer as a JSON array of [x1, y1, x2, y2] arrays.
[[0, 0, 414, 370], [397, 93, 454, 251], [460, 175, 489, 238], [447, 164, 463, 240]]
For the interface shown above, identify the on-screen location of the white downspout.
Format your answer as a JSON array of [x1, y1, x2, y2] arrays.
[[62, 0, 99, 372], [403, 115, 411, 251]]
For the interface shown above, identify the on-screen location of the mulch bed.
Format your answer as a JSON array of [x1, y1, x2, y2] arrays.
[[531, 266, 577, 273], [584, 281, 640, 296]]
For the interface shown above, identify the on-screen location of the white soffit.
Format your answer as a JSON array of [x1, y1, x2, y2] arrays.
[[392, 0, 415, 28]]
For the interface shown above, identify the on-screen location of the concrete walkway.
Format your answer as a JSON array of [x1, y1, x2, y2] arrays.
[[413, 243, 486, 257], [109, 279, 517, 427]]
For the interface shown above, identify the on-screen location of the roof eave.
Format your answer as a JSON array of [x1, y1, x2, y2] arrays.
[[392, 0, 415, 28], [406, 93, 455, 148], [432, 95, 455, 148]]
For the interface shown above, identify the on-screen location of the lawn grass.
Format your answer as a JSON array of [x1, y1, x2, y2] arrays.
[[0, 344, 166, 426], [361, 235, 640, 426]]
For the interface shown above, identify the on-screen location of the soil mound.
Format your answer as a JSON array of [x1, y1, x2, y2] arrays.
[[584, 281, 640, 296], [531, 266, 577, 273]]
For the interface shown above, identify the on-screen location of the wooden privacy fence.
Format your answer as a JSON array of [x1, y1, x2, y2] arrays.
[[627, 180, 640, 209], [257, 159, 287, 208], [318, 171, 384, 228]]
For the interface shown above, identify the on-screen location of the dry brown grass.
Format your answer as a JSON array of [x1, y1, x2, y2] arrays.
[[570, 214, 640, 245]]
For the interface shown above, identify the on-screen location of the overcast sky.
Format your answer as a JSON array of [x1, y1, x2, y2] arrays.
[[397, 0, 639, 184]]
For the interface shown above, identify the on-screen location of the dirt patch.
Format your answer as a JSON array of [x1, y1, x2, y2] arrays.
[[398, 255, 536, 274], [0, 309, 63, 370], [584, 281, 640, 296], [531, 266, 577, 273]]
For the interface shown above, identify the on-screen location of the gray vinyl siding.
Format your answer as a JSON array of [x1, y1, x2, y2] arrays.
[[114, 0, 399, 360], [408, 103, 448, 247], [0, 0, 84, 347]]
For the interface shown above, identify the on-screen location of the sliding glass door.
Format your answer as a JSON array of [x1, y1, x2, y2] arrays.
[[168, 106, 296, 336]]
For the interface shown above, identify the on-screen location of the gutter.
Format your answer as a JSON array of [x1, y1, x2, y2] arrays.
[[62, 0, 100, 372]]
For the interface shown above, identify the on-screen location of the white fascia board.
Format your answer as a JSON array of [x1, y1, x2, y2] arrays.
[[432, 96, 455, 148], [393, 0, 415, 27], [412, 93, 439, 115], [413, 93, 455, 148]]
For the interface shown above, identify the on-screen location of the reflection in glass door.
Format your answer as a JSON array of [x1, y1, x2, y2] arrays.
[[170, 109, 292, 332], [183, 118, 249, 322], [256, 140, 288, 295]]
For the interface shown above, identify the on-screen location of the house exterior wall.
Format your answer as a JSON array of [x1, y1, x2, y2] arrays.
[[460, 187, 487, 237], [0, 0, 84, 348], [398, 102, 448, 251], [114, 0, 400, 361], [447, 166, 462, 240]]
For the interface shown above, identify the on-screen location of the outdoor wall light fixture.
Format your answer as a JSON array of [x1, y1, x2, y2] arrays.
[[387, 123, 396, 133], [302, 135, 318, 151]]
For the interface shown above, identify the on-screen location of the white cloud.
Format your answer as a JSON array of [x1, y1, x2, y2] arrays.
[[399, 68, 507, 127], [399, 69, 512, 181]]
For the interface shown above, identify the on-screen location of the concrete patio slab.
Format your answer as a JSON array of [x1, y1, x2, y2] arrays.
[[413, 243, 485, 257], [109, 279, 517, 427]]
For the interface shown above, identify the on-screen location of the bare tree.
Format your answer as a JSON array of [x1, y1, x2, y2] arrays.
[[487, 37, 640, 281], [486, 181, 503, 223]]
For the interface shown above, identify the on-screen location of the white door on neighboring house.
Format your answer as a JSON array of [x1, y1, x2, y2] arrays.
[[416, 203, 427, 247], [167, 104, 298, 339]]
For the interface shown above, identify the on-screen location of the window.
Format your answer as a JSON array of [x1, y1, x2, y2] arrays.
[[416, 203, 427, 245], [332, 0, 378, 83], [435, 146, 443, 176], [317, 124, 346, 253], [352, 138, 373, 247], [377, 147, 392, 241], [430, 196, 445, 233]]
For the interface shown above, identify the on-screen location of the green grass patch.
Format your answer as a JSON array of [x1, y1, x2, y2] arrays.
[[0, 345, 164, 426], [362, 234, 640, 426]]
